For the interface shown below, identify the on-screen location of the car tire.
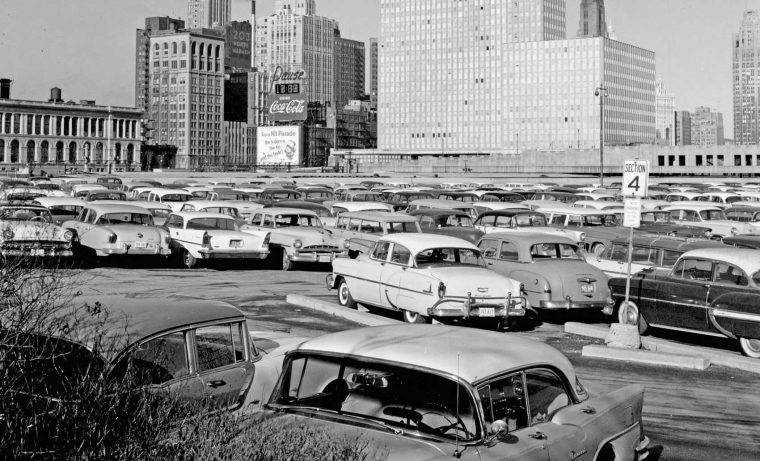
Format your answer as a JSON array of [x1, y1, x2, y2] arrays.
[[403, 310, 430, 324], [618, 301, 648, 335], [182, 250, 197, 269], [591, 243, 606, 256], [337, 279, 357, 309], [282, 250, 294, 271], [739, 337, 760, 358]]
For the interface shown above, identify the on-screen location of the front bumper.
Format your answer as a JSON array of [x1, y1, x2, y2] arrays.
[[1, 248, 73, 258], [427, 293, 530, 319], [198, 249, 269, 260], [539, 298, 615, 311], [291, 250, 347, 264]]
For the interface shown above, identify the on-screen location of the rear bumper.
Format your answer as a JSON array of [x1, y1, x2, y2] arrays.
[[540, 298, 614, 311], [427, 294, 530, 319], [291, 250, 347, 263], [198, 249, 269, 260], [97, 245, 171, 257]]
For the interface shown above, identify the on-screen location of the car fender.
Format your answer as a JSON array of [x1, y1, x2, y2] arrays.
[[79, 226, 114, 250], [708, 291, 760, 340]]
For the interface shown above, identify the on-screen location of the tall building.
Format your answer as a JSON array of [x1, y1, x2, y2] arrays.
[[655, 79, 675, 146], [691, 106, 725, 147], [674, 110, 692, 146], [187, 0, 231, 29], [368, 38, 378, 105], [148, 29, 225, 169], [135, 17, 185, 117], [733, 10, 760, 145], [378, 0, 654, 153], [578, 0, 609, 38], [334, 30, 366, 109], [224, 21, 252, 71], [256, 0, 337, 104]]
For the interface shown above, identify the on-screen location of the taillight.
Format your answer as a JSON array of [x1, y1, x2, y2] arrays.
[[108, 233, 117, 244], [202, 232, 212, 248], [263, 233, 271, 247], [437, 282, 446, 299]]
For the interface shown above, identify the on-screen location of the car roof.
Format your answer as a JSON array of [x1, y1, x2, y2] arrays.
[[485, 232, 577, 246], [82, 203, 152, 214], [259, 207, 319, 215], [410, 199, 476, 209], [479, 209, 542, 217], [340, 211, 418, 222], [172, 211, 236, 220], [409, 208, 470, 217], [296, 325, 576, 385], [32, 296, 245, 361], [33, 197, 86, 205], [183, 200, 240, 207], [681, 247, 760, 274], [538, 206, 615, 215], [380, 233, 477, 253], [663, 204, 722, 211]]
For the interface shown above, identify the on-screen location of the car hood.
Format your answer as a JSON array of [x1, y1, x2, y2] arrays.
[[0, 221, 69, 242], [425, 266, 521, 294]]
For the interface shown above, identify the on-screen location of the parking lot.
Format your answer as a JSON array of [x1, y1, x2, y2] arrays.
[[81, 264, 760, 461]]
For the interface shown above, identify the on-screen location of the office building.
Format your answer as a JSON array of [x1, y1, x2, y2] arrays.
[[135, 17, 185, 116], [334, 31, 366, 109], [691, 106, 725, 147], [655, 79, 675, 146], [368, 37, 378, 105], [578, 0, 609, 38], [187, 0, 231, 29], [733, 10, 760, 145], [674, 110, 691, 146], [224, 21, 252, 71], [256, 0, 337, 104], [148, 29, 225, 169]]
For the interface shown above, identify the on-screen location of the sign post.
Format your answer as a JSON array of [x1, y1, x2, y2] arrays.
[[621, 160, 649, 322]]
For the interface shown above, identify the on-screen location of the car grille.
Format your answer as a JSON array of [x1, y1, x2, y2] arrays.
[[2, 241, 71, 250], [302, 245, 340, 253]]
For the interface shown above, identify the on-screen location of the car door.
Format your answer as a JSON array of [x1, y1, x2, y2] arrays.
[[650, 258, 711, 330], [382, 243, 413, 309], [350, 241, 390, 307], [707, 262, 752, 336], [75, 209, 99, 245], [192, 322, 254, 410]]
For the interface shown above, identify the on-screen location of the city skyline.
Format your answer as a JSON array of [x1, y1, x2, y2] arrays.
[[2, 0, 760, 138]]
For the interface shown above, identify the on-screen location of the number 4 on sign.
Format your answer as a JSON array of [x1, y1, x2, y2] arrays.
[[628, 176, 640, 193]]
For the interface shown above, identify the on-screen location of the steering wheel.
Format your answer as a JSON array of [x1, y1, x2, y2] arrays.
[[30, 216, 46, 223], [419, 402, 475, 439]]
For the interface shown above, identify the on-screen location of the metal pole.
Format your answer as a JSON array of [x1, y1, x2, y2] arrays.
[[599, 93, 604, 187], [624, 224, 634, 308]]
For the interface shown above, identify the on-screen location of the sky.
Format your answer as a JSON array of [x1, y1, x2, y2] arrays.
[[1, 0, 759, 138]]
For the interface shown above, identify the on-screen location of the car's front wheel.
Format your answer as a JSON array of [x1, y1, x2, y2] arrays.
[[337, 279, 357, 309], [181, 250, 197, 269], [739, 337, 760, 358], [403, 310, 430, 324], [617, 300, 648, 335], [282, 250, 294, 271]]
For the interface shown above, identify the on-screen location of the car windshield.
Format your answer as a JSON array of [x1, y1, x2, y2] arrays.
[[272, 355, 479, 442], [641, 212, 670, 223], [515, 214, 548, 227], [151, 209, 171, 218], [187, 218, 238, 231], [274, 214, 322, 228], [727, 211, 755, 222], [97, 213, 153, 226], [530, 243, 583, 261], [385, 222, 420, 233], [89, 193, 125, 201], [699, 210, 727, 221], [36, 183, 61, 191], [161, 194, 192, 202], [0, 207, 52, 221], [415, 247, 484, 268], [354, 193, 381, 201]]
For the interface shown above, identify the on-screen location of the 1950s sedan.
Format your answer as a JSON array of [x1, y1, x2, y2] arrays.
[[63, 204, 172, 263], [0, 204, 74, 260], [478, 233, 614, 316], [611, 247, 760, 357], [328, 234, 530, 328], [265, 325, 650, 461]]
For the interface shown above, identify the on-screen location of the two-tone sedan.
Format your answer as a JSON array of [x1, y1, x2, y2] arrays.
[[265, 324, 650, 461], [63, 204, 172, 264], [611, 248, 760, 357], [0, 204, 74, 260], [478, 233, 614, 316], [164, 212, 270, 269], [328, 234, 531, 328]]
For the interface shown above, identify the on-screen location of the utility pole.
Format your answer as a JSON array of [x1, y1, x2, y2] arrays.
[[594, 86, 608, 186]]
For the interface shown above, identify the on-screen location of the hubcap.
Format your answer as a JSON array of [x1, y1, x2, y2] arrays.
[[339, 284, 348, 303], [405, 311, 418, 322], [746, 338, 760, 353]]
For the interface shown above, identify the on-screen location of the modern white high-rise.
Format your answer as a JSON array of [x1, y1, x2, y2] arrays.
[[656, 79, 676, 146], [733, 11, 760, 145], [187, 0, 231, 29], [256, 0, 336, 104]]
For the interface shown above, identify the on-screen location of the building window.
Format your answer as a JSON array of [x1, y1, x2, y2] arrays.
[[696, 155, 703, 166], [678, 155, 686, 167], [668, 155, 675, 166], [706, 155, 713, 166], [735, 155, 742, 166]]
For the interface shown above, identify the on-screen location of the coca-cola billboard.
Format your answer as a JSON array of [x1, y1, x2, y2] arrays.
[[268, 95, 307, 122]]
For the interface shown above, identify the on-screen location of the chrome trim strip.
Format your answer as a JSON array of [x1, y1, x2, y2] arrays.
[[648, 323, 727, 338], [712, 309, 760, 322]]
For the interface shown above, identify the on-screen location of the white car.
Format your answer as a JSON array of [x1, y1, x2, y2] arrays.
[[664, 205, 755, 238], [32, 196, 86, 225], [164, 212, 270, 268], [328, 234, 531, 328]]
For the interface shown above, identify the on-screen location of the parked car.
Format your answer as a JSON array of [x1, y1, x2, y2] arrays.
[[32, 197, 86, 225], [611, 248, 760, 357], [329, 201, 394, 217], [474, 209, 587, 245], [540, 206, 627, 255], [638, 210, 712, 238], [180, 200, 244, 219], [63, 204, 172, 263], [406, 198, 479, 219], [296, 187, 334, 204], [71, 184, 108, 199], [95, 176, 123, 190], [164, 212, 270, 269], [478, 233, 613, 315], [409, 209, 484, 244], [724, 234, 760, 249], [384, 190, 435, 211], [257, 188, 302, 206], [331, 212, 422, 256], [0, 187, 47, 202], [266, 324, 650, 461], [725, 206, 760, 223], [0, 203, 74, 259], [328, 234, 530, 327], [84, 190, 128, 202], [664, 205, 755, 238], [144, 189, 194, 212], [242, 208, 347, 271]]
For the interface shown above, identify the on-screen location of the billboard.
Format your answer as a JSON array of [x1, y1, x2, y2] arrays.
[[257, 126, 302, 165], [267, 66, 308, 122], [224, 21, 252, 70]]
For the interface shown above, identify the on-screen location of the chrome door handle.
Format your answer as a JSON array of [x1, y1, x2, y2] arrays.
[[206, 380, 227, 389], [529, 431, 547, 440]]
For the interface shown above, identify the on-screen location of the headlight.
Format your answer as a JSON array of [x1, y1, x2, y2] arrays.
[[293, 239, 303, 249], [343, 240, 351, 249], [437, 282, 446, 299], [2, 228, 13, 240], [63, 230, 74, 242], [579, 232, 587, 242]]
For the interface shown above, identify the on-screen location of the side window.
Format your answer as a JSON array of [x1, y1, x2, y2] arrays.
[[250, 214, 263, 225], [362, 220, 383, 234], [371, 241, 391, 261], [117, 331, 189, 386], [181, 204, 194, 212], [478, 239, 499, 259], [631, 247, 654, 264], [683, 210, 699, 220], [525, 369, 571, 424], [419, 216, 436, 230], [85, 210, 97, 224], [336, 216, 347, 228], [680, 259, 713, 281], [262, 214, 274, 227], [166, 215, 184, 229], [609, 244, 628, 262], [715, 263, 749, 286], [499, 242, 519, 261], [495, 216, 514, 228], [477, 373, 528, 433], [662, 250, 682, 267], [477, 214, 495, 226], [348, 218, 360, 231], [390, 244, 411, 265], [195, 324, 241, 373], [552, 214, 568, 226]]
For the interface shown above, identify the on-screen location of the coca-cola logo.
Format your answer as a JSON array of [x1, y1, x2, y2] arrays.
[[270, 98, 306, 114]]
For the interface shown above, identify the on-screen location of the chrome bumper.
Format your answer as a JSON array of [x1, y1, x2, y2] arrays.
[[199, 249, 269, 260], [1, 249, 73, 258], [540, 298, 615, 311], [427, 292, 529, 318], [291, 250, 346, 263]]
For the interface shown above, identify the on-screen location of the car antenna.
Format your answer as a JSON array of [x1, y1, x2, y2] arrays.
[[454, 353, 463, 459]]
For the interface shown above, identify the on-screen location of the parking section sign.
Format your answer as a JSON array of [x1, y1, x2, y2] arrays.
[[256, 126, 302, 165], [622, 160, 650, 198]]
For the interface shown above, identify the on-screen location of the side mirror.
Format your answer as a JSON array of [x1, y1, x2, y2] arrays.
[[489, 420, 509, 439]]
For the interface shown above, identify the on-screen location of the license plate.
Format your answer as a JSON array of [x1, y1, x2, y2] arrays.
[[479, 308, 495, 317], [30, 249, 44, 257], [229, 240, 243, 248], [318, 254, 332, 262], [134, 242, 149, 249], [581, 284, 595, 294]]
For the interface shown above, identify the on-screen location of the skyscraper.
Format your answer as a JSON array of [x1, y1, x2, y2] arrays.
[[655, 79, 675, 146], [187, 0, 231, 29], [256, 0, 337, 104], [733, 10, 760, 145], [691, 106, 725, 147], [135, 17, 185, 118], [334, 30, 366, 109], [368, 38, 378, 106], [578, 0, 608, 38], [674, 110, 692, 146]]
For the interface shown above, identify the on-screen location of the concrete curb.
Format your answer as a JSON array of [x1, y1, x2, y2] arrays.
[[566, 322, 760, 374], [286, 294, 402, 327], [582, 345, 711, 370]]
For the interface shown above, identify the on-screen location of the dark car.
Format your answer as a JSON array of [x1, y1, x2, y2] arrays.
[[436, 191, 480, 202], [95, 176, 123, 190], [257, 188, 303, 206], [409, 209, 484, 244], [265, 200, 332, 217], [474, 209, 550, 230], [384, 191, 435, 211], [610, 248, 760, 358], [84, 190, 128, 202], [725, 206, 760, 223], [639, 210, 712, 239], [478, 191, 527, 203], [724, 234, 760, 249], [296, 187, 334, 204]]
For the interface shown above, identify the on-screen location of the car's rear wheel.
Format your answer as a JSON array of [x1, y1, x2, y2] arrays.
[[337, 279, 357, 309], [403, 310, 430, 324], [282, 250, 294, 271], [739, 337, 760, 358], [617, 301, 648, 335], [182, 250, 197, 269]]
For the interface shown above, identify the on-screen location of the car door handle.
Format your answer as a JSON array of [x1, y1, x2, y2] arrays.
[[528, 431, 547, 440], [206, 380, 227, 389], [581, 406, 596, 414]]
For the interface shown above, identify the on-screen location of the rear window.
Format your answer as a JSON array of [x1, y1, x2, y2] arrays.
[[187, 218, 237, 231], [530, 243, 583, 260], [385, 221, 419, 234], [161, 194, 192, 202]]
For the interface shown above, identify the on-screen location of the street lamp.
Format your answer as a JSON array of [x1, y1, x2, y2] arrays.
[[594, 86, 608, 186]]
